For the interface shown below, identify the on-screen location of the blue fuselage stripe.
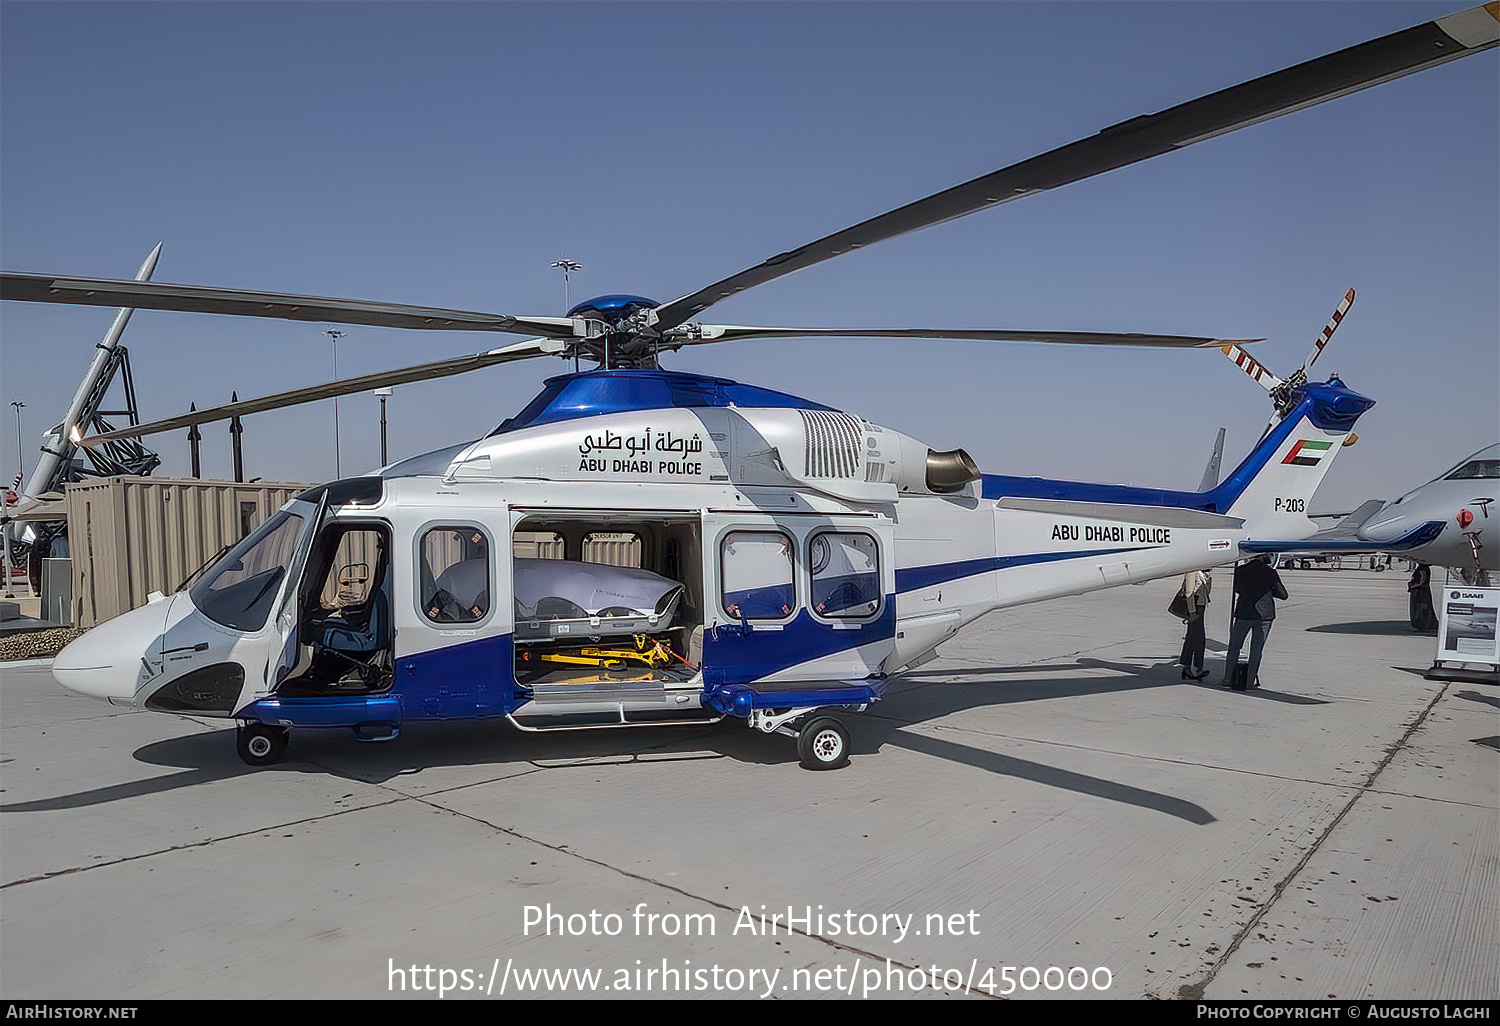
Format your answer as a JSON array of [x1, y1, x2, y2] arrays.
[[978, 379, 1372, 513], [895, 547, 1145, 593]]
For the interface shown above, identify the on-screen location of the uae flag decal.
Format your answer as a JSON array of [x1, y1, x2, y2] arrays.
[[1282, 439, 1333, 466]]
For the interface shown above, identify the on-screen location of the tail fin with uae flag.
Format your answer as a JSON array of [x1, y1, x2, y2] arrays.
[[1218, 376, 1371, 540]]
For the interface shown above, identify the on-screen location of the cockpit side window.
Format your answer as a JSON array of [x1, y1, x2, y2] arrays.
[[1445, 459, 1500, 480], [190, 510, 305, 632]]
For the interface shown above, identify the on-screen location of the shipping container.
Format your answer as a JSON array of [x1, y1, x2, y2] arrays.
[[66, 477, 310, 628]]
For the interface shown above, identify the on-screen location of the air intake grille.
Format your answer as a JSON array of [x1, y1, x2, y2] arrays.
[[800, 410, 862, 478]]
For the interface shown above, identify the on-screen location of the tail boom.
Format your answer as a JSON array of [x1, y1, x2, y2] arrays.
[[953, 378, 1374, 614]]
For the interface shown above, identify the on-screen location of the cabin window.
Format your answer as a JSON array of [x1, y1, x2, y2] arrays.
[[513, 530, 564, 559], [808, 532, 880, 619], [720, 530, 795, 621], [583, 531, 642, 568], [420, 526, 491, 624]]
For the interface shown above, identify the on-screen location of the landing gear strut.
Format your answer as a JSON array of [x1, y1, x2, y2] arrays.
[[749, 706, 856, 770]]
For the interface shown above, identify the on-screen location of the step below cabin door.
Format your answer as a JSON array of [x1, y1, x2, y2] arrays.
[[701, 513, 894, 687]]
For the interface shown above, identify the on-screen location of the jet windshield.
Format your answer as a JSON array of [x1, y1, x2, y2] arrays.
[[1444, 459, 1500, 480]]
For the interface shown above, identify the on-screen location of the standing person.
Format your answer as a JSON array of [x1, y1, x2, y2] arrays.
[[1220, 555, 1288, 690], [1177, 568, 1212, 680], [1407, 562, 1438, 632]]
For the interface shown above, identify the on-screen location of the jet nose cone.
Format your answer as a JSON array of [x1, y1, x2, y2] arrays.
[[52, 602, 166, 702]]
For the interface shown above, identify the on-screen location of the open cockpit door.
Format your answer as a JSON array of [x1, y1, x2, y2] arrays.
[[139, 489, 331, 716], [267, 488, 333, 690]]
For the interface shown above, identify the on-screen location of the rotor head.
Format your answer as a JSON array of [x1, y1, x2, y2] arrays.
[[565, 294, 663, 369]]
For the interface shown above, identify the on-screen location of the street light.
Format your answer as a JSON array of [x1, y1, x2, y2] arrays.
[[2, 399, 17, 599], [324, 330, 345, 477], [10, 400, 25, 485], [550, 261, 582, 371], [550, 259, 582, 311], [374, 387, 393, 466]]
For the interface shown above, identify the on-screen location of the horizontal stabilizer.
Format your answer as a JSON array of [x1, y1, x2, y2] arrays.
[[1239, 520, 1444, 554]]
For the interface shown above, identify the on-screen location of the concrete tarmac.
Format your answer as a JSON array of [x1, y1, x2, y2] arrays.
[[1, 571, 1494, 1000]]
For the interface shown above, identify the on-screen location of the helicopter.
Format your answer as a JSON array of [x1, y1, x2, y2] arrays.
[[4, 4, 1494, 770]]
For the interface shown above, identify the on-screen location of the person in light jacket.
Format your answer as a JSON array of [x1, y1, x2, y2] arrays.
[[1177, 568, 1212, 680]]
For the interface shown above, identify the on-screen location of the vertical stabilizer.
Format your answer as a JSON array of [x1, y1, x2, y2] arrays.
[[1223, 378, 1372, 538], [1198, 427, 1226, 491]]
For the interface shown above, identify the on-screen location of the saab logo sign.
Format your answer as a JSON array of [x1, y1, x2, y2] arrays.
[[1282, 440, 1333, 467]]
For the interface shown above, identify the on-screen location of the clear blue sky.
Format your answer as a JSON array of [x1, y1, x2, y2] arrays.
[[2, 1, 1495, 511]]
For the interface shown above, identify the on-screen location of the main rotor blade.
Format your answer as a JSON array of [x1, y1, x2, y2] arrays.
[[652, 5, 1498, 330], [74, 338, 561, 446], [0, 273, 583, 338], [667, 324, 1260, 348]]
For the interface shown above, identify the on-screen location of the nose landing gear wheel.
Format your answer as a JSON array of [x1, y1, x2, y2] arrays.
[[237, 723, 289, 767], [797, 716, 849, 770]]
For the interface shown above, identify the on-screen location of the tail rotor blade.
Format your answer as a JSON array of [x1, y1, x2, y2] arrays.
[[1220, 344, 1282, 392], [1302, 288, 1355, 375]]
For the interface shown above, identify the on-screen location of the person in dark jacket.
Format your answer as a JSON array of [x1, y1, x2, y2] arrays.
[[1407, 562, 1438, 632], [1219, 555, 1288, 690]]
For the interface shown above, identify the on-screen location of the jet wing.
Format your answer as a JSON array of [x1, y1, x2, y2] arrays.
[[1319, 499, 1388, 539], [1240, 520, 1445, 554]]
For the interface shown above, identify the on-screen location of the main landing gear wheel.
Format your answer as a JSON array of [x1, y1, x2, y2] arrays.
[[797, 716, 850, 771], [236, 723, 289, 767]]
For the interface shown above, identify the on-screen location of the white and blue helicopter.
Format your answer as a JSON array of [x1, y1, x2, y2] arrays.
[[4, 4, 1494, 769]]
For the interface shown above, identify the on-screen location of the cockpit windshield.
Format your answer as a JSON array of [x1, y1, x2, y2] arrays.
[[189, 509, 306, 631]]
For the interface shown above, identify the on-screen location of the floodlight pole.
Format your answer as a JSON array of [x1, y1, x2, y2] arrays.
[[551, 260, 583, 372], [374, 387, 393, 466], [10, 401, 24, 484], [325, 330, 345, 478], [550, 259, 582, 310]]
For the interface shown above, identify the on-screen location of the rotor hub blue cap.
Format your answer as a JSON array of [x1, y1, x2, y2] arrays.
[[566, 294, 658, 325], [1303, 377, 1376, 432]]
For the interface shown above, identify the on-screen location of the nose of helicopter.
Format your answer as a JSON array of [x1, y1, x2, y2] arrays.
[[52, 599, 168, 702]]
